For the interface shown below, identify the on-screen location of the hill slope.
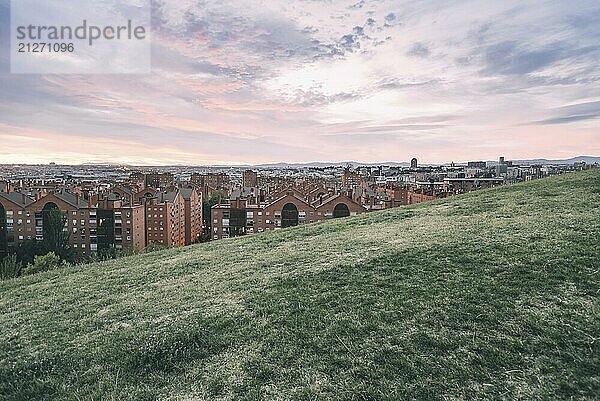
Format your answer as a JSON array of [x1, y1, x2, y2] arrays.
[[1, 170, 599, 400]]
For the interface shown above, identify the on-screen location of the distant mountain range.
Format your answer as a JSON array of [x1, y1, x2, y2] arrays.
[[251, 161, 410, 168], [251, 156, 600, 169], [485, 156, 600, 166], [17, 156, 598, 169]]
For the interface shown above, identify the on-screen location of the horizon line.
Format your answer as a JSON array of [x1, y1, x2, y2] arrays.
[[0, 155, 598, 169]]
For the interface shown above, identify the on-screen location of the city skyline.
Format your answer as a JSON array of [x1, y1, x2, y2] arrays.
[[1, 0, 599, 165]]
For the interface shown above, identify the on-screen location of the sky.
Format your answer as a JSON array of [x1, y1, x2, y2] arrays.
[[0, 0, 599, 165]]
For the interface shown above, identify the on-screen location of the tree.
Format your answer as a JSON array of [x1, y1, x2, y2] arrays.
[[23, 252, 66, 276], [43, 209, 74, 263], [14, 239, 47, 266], [0, 254, 21, 279]]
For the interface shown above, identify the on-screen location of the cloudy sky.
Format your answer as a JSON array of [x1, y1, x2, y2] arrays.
[[0, 0, 598, 165]]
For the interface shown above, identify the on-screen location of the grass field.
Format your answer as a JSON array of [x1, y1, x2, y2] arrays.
[[1, 170, 599, 400]]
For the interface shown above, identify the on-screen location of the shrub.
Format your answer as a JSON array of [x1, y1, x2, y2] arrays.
[[22, 252, 68, 276], [0, 254, 22, 280]]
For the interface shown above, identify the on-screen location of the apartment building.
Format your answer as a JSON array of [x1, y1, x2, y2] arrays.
[[145, 191, 186, 248], [130, 172, 175, 189], [191, 172, 230, 200], [181, 188, 203, 245], [242, 170, 259, 188], [342, 167, 362, 187], [0, 184, 204, 259], [211, 191, 366, 240], [0, 190, 150, 260], [96, 195, 146, 252]]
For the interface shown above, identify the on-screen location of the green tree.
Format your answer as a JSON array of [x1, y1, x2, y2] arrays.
[[14, 239, 47, 266], [23, 252, 66, 276], [43, 209, 74, 263], [0, 254, 21, 279]]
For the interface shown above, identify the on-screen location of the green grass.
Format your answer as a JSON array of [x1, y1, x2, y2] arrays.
[[1, 170, 599, 400]]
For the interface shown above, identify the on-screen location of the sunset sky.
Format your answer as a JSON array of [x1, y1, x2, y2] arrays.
[[0, 0, 598, 165]]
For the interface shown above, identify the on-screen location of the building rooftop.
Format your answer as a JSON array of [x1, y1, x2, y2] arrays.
[[0, 192, 35, 207]]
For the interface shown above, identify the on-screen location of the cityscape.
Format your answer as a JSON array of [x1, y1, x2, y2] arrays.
[[1, 0, 598, 399], [0, 156, 595, 260]]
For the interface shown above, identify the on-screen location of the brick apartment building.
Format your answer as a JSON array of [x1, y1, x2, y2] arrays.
[[144, 191, 186, 248], [0, 185, 202, 259], [130, 172, 175, 189], [191, 172, 230, 200], [181, 188, 203, 245], [136, 187, 203, 248], [0, 191, 145, 259], [242, 170, 259, 188], [211, 190, 366, 240], [95, 195, 146, 252]]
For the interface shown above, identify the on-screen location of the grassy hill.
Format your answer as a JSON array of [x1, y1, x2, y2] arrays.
[[1, 170, 599, 400]]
